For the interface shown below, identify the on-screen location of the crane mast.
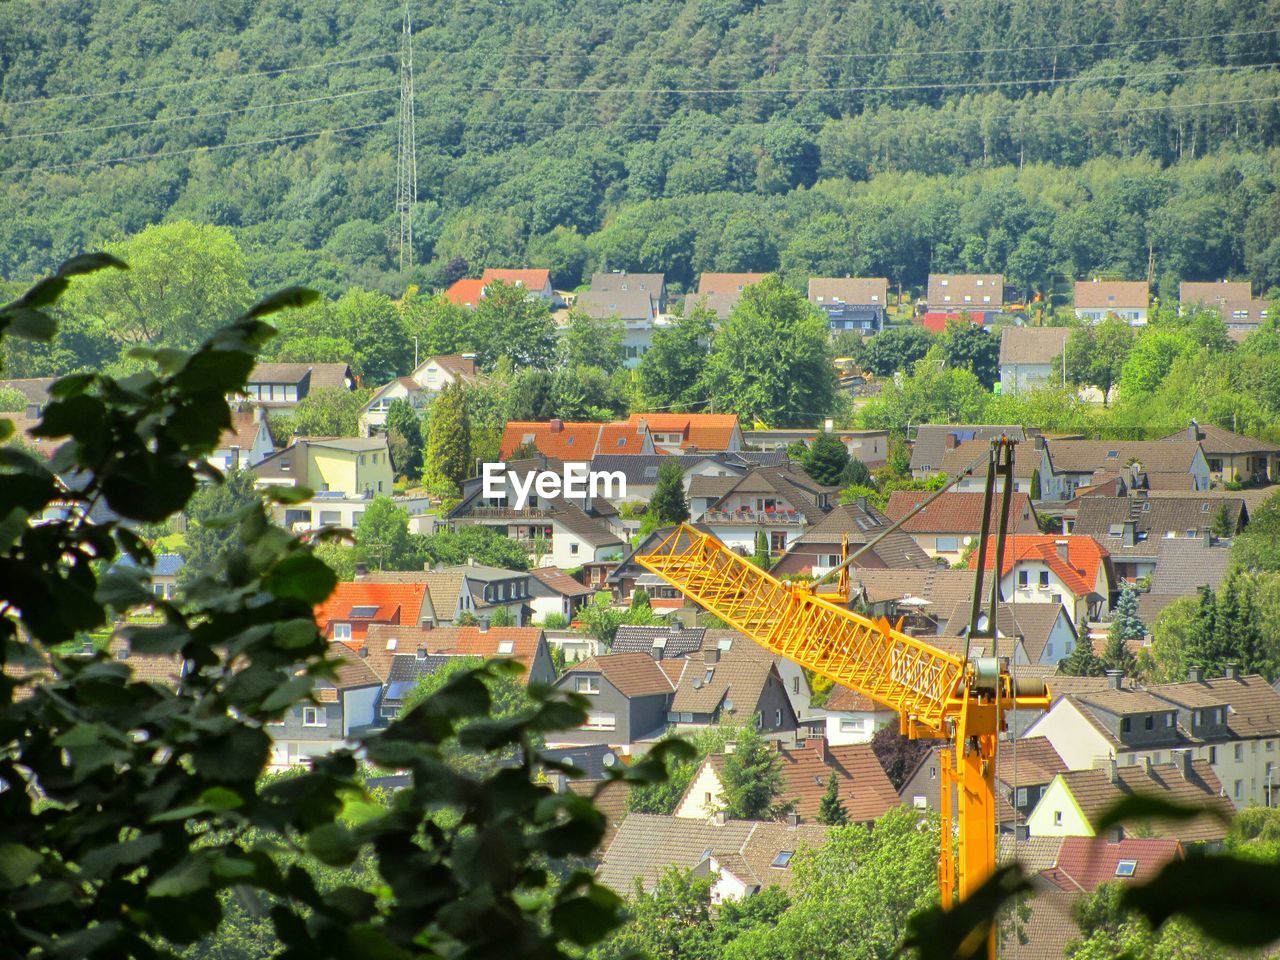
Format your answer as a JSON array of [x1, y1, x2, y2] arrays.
[[635, 439, 1050, 959]]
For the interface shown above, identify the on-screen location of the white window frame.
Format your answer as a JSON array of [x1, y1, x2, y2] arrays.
[[302, 706, 326, 727]]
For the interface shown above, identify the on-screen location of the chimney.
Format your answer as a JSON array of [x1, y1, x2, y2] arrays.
[[1106, 669, 1123, 690], [786, 812, 800, 829], [1188, 420, 1200, 441], [1224, 662, 1240, 680], [1014, 824, 1030, 842], [1141, 756, 1152, 775], [713, 810, 727, 826], [416, 647, 427, 660], [1122, 521, 1136, 547], [1033, 436, 1045, 451], [549, 418, 564, 433], [479, 620, 489, 633], [1107, 757, 1119, 784], [355, 562, 369, 579], [1178, 749, 1194, 779], [1203, 529, 1213, 547], [944, 433, 960, 450], [252, 405, 263, 423], [1054, 539, 1070, 562], [1188, 664, 1203, 683], [856, 496, 868, 513], [705, 647, 720, 665], [650, 642, 664, 661], [358, 647, 368, 658], [812, 736, 827, 763]]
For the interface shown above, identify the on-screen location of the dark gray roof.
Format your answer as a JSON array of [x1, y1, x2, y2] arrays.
[[709, 464, 837, 524], [547, 498, 625, 548], [587, 454, 720, 486], [1074, 496, 1243, 557], [613, 625, 707, 659], [792, 502, 936, 569], [1146, 538, 1234, 596], [910, 425, 1026, 473], [536, 744, 622, 780]]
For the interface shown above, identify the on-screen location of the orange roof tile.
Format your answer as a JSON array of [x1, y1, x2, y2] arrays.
[[481, 268, 551, 290], [970, 534, 1109, 599], [626, 413, 740, 451], [443, 278, 487, 308], [499, 420, 649, 460], [313, 582, 428, 645]]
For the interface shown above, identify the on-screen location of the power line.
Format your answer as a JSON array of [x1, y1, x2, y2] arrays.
[[465, 59, 1279, 96], [1, 119, 393, 177], [0, 86, 395, 143], [493, 26, 1280, 62], [0, 52, 394, 110]]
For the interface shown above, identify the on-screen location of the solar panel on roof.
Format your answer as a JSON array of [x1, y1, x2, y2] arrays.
[[349, 605, 380, 618]]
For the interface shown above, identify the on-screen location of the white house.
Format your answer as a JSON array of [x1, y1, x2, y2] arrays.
[[359, 354, 480, 435], [998, 327, 1069, 394], [209, 405, 275, 473], [807, 683, 896, 745], [1074, 280, 1150, 325], [972, 534, 1112, 626], [1041, 440, 1210, 501]]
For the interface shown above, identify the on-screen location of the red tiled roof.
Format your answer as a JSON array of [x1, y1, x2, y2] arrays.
[[217, 407, 267, 451], [921, 312, 986, 334], [697, 272, 768, 295], [481, 268, 551, 290], [626, 413, 740, 451], [884, 491, 1037, 535], [1040, 836, 1182, 893], [499, 420, 649, 460], [314, 583, 428, 645], [824, 684, 882, 713], [969, 535, 1109, 599], [443, 278, 487, 308]]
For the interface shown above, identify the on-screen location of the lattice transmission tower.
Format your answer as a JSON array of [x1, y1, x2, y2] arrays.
[[396, 1, 417, 272]]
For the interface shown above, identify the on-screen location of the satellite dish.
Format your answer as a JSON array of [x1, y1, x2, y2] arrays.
[[692, 678, 703, 689], [724, 698, 735, 712], [976, 614, 990, 632]]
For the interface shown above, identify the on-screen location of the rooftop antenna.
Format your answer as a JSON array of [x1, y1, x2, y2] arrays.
[[396, 0, 418, 272]]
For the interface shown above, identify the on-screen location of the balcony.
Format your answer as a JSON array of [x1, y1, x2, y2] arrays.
[[703, 508, 805, 525], [464, 505, 551, 519]]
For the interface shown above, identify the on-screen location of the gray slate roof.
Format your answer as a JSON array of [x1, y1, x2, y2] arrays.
[[910, 425, 1026, 473], [612, 625, 707, 658]]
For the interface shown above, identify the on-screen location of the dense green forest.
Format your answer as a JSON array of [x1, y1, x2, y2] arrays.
[[3, 0, 1280, 298]]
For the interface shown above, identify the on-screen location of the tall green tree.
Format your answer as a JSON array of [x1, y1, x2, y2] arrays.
[[839, 457, 873, 488], [558, 311, 625, 373], [1063, 317, 1135, 406], [1233, 490, 1280, 572], [801, 433, 850, 486], [862, 327, 935, 377], [649, 458, 690, 525], [424, 380, 471, 490], [472, 281, 558, 370], [701, 276, 835, 427], [635, 304, 713, 412], [1102, 586, 1145, 676], [817, 772, 849, 827], [940, 320, 999, 388], [286, 387, 369, 438], [385, 397, 424, 480], [720, 725, 788, 820], [1060, 636, 1106, 677], [181, 466, 260, 584], [332, 287, 411, 384], [355, 497, 415, 570]]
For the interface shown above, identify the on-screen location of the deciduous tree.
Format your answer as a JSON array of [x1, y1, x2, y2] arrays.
[[424, 380, 470, 490]]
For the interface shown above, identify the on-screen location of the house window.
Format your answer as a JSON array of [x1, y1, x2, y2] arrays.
[[840, 718, 864, 733], [1115, 860, 1137, 877], [1038, 571, 1050, 588], [770, 851, 794, 868], [913, 795, 927, 809], [497, 640, 515, 654], [570, 543, 579, 556], [774, 709, 782, 726], [1236, 744, 1245, 761], [770, 531, 787, 554], [583, 712, 616, 731], [935, 536, 959, 552], [1144, 716, 1154, 731], [930, 766, 937, 779], [333, 623, 352, 641], [1165, 714, 1174, 727], [575, 676, 600, 695], [1054, 810, 1063, 826], [792, 676, 800, 694], [302, 707, 326, 727], [1018, 570, 1029, 589], [1045, 643, 1054, 659], [1209, 746, 1217, 764], [705, 792, 712, 804], [1235, 780, 1244, 800], [1122, 718, 1132, 733], [1015, 787, 1028, 806]]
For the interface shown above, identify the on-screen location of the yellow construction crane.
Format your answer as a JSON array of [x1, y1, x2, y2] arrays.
[[636, 439, 1050, 959]]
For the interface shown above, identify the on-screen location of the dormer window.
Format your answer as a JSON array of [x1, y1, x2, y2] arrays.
[[497, 640, 515, 654]]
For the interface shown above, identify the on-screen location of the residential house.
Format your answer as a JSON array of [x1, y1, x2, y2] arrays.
[[362, 623, 557, 688], [1073, 279, 1149, 325], [314, 581, 430, 647], [1159, 421, 1280, 484], [883, 490, 1039, 563], [528, 566, 595, 623], [598, 814, 829, 903], [267, 642, 382, 769], [938, 438, 1048, 496], [626, 413, 744, 454], [239, 362, 355, 412], [1179, 280, 1252, 313], [209, 405, 274, 472], [701, 464, 839, 558], [807, 277, 889, 334], [770, 498, 936, 578], [1037, 835, 1183, 892], [359, 354, 480, 435], [937, 602, 1080, 668], [100, 636, 187, 689], [549, 653, 679, 746], [447, 458, 626, 569], [611, 625, 814, 722], [997, 737, 1069, 827], [254, 437, 395, 531], [684, 272, 769, 320], [359, 565, 536, 627], [1024, 667, 1280, 810], [925, 273, 1004, 323], [1042, 439, 1210, 500], [998, 327, 1069, 394], [585, 453, 746, 507], [113, 552, 185, 602], [1070, 493, 1244, 584], [969, 534, 1112, 625], [0, 376, 54, 418], [662, 648, 798, 735], [899, 746, 948, 815], [1135, 537, 1235, 623], [608, 524, 713, 607], [846, 568, 983, 626], [909, 425, 1027, 479], [442, 277, 487, 307], [805, 683, 896, 745], [480, 268, 555, 302], [575, 289, 664, 367], [1214, 298, 1271, 330], [675, 737, 899, 823], [498, 419, 654, 463], [743, 428, 889, 468], [588, 271, 667, 312], [1026, 755, 1233, 843]]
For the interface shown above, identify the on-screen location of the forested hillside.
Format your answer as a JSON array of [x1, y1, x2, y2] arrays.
[[3, 0, 1280, 298]]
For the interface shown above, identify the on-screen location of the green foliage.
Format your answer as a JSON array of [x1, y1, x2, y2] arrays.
[[839, 457, 872, 488], [0, 386, 26, 412], [701, 276, 835, 427], [1064, 316, 1135, 405], [285, 387, 369, 439], [385, 397, 424, 480], [1233, 490, 1280, 572], [0, 256, 682, 959], [720, 724, 789, 820], [490, 605, 517, 627], [424, 380, 470, 491], [635, 305, 712, 411], [577, 592, 661, 646], [181, 466, 261, 585], [559, 311, 624, 373], [1102, 586, 1145, 675], [751, 529, 772, 569], [817, 772, 849, 827], [312, 539, 357, 582], [417, 525, 531, 572], [354, 497, 415, 570], [625, 723, 748, 816], [1060, 636, 1106, 677], [649, 458, 690, 526], [801, 432, 850, 486], [860, 348, 988, 435], [940, 320, 999, 389], [470, 282, 558, 370], [862, 327, 935, 377], [542, 612, 570, 629]]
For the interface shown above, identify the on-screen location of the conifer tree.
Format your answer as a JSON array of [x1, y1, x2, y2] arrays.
[[1060, 637, 1105, 677], [801, 432, 850, 486], [839, 456, 872, 489], [721, 725, 788, 820], [649, 458, 690, 525], [1102, 585, 1145, 675], [752, 529, 771, 569], [817, 771, 849, 826], [424, 381, 470, 490]]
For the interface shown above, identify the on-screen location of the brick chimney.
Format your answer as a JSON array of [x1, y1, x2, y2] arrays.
[[1188, 420, 1200, 441], [650, 640, 665, 661], [944, 433, 960, 451], [786, 812, 800, 829], [1094, 755, 1119, 784], [1014, 824, 1030, 842], [355, 562, 369, 580], [705, 647, 720, 665], [713, 810, 727, 825], [1178, 749, 1195, 779], [549, 418, 564, 433]]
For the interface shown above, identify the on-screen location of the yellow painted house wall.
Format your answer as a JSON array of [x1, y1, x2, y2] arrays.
[[307, 447, 394, 496], [674, 760, 725, 820], [1025, 775, 1094, 838]]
